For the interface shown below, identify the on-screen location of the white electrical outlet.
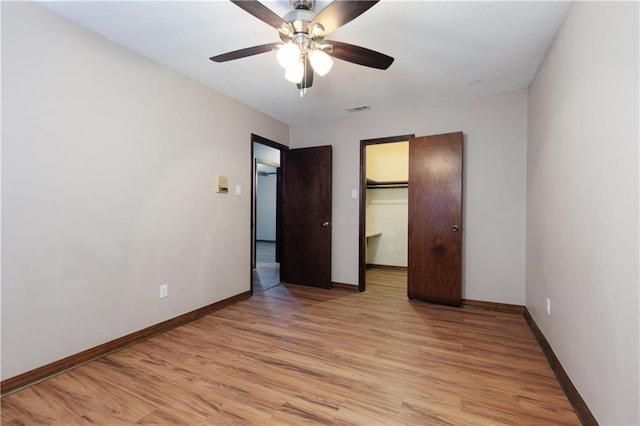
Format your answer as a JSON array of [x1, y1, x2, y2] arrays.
[[546, 297, 551, 316], [160, 284, 168, 299]]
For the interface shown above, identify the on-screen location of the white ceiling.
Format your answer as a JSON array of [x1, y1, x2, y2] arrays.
[[38, 0, 571, 126]]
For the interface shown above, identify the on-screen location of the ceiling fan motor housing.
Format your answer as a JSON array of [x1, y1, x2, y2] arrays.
[[284, 8, 316, 35], [290, 0, 314, 11]]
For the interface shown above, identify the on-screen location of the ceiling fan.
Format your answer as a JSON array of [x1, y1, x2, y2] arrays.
[[210, 0, 394, 96]]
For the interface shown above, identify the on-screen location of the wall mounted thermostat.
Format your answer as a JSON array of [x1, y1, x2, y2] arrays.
[[216, 175, 229, 193]]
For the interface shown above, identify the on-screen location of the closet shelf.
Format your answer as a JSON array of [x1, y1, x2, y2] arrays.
[[366, 179, 408, 189]]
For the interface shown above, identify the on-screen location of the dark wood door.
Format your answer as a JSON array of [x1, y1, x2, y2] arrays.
[[281, 145, 332, 288], [408, 132, 463, 306]]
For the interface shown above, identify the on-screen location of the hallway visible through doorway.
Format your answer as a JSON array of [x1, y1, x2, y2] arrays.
[[253, 241, 280, 293], [251, 135, 284, 294]]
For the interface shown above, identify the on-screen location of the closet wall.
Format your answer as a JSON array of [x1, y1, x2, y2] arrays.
[[366, 142, 409, 267]]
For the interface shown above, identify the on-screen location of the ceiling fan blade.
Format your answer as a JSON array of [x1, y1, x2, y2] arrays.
[[230, 0, 287, 29], [210, 43, 280, 62], [327, 40, 394, 70], [311, 1, 379, 36], [297, 57, 314, 90]]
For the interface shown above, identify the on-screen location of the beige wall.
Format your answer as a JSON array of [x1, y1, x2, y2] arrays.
[[366, 188, 408, 267], [290, 90, 528, 305], [527, 2, 639, 424], [366, 142, 408, 182], [1, 2, 289, 380]]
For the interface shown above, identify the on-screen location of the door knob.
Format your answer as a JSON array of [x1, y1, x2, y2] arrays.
[[452, 225, 459, 232], [322, 221, 330, 228]]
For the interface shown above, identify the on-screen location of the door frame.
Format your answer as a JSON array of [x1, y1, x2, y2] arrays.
[[251, 134, 287, 295], [358, 134, 415, 292]]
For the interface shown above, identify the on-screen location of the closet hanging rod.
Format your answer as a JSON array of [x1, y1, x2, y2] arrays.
[[366, 179, 408, 189]]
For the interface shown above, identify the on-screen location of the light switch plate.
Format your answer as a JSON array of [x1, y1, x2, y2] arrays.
[[235, 184, 242, 195], [351, 189, 358, 200]]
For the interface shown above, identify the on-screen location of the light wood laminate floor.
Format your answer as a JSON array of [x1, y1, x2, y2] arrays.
[[1, 268, 579, 425]]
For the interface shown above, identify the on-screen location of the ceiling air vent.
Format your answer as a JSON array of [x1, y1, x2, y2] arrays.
[[346, 105, 371, 113]]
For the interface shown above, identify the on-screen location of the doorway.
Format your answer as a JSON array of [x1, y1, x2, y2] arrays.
[[359, 132, 464, 306], [359, 135, 413, 293], [251, 137, 334, 293], [251, 135, 286, 294]]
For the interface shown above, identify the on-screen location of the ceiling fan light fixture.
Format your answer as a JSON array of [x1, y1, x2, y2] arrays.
[[309, 49, 333, 76], [285, 60, 304, 83], [310, 23, 325, 37], [277, 43, 301, 68], [277, 23, 293, 37]]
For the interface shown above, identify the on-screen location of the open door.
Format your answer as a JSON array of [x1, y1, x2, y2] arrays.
[[281, 145, 332, 288], [408, 132, 463, 306]]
